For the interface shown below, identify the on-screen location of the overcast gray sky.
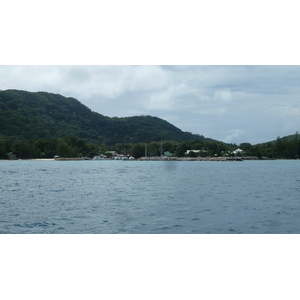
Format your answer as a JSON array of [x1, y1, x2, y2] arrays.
[[1, 65, 299, 145]]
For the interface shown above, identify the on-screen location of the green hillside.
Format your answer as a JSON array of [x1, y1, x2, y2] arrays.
[[0, 89, 210, 144], [266, 133, 300, 144]]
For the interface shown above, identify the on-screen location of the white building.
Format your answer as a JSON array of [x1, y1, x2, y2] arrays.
[[232, 148, 244, 155], [185, 150, 201, 155]]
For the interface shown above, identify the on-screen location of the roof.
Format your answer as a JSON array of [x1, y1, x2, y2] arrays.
[[233, 148, 244, 154], [185, 150, 201, 154]]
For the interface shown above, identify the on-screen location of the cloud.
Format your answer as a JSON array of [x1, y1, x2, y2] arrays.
[[197, 107, 227, 116], [0, 65, 171, 100], [146, 83, 189, 111], [128, 65, 170, 92], [213, 89, 233, 103], [1, 65, 300, 145], [270, 104, 300, 117], [223, 129, 246, 144]]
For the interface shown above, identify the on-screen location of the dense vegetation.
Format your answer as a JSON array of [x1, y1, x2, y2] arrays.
[[0, 89, 210, 144], [240, 133, 300, 159], [0, 133, 299, 159], [0, 135, 232, 159]]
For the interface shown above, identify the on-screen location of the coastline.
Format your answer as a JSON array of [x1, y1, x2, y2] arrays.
[[1, 156, 278, 162], [138, 156, 244, 161]]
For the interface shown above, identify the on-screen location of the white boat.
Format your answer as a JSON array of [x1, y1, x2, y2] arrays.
[[93, 155, 104, 160], [129, 156, 135, 160], [93, 142, 104, 160]]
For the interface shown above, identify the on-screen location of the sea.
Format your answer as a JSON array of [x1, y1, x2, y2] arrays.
[[1, 159, 300, 234]]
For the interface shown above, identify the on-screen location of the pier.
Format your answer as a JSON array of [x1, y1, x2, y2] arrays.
[[137, 156, 244, 161]]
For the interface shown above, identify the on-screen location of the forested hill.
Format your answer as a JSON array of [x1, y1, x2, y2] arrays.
[[0, 89, 210, 145]]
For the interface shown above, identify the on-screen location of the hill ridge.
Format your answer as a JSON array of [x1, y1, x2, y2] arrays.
[[0, 89, 211, 144]]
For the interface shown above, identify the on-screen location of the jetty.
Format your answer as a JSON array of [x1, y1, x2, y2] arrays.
[[138, 156, 244, 161], [53, 156, 268, 162]]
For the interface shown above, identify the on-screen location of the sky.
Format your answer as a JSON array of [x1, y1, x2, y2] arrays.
[[1, 65, 300, 145]]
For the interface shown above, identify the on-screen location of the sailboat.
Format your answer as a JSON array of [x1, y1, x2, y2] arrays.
[[93, 142, 104, 160], [129, 144, 135, 160], [93, 155, 104, 160]]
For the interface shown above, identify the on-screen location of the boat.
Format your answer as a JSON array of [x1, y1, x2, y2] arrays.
[[93, 155, 104, 160], [93, 142, 104, 160]]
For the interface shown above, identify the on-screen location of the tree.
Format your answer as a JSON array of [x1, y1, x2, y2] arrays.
[[188, 151, 197, 157], [56, 139, 78, 157], [0, 143, 6, 158], [175, 143, 186, 157], [274, 137, 283, 158], [13, 140, 30, 158], [239, 143, 253, 155]]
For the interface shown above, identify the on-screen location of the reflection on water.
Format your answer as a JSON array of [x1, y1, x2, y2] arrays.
[[163, 161, 178, 172]]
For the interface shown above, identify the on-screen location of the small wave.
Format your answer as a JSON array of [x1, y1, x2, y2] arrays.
[[158, 226, 169, 230], [31, 222, 47, 227], [59, 217, 72, 221], [50, 188, 66, 192], [25, 222, 55, 228], [2, 170, 17, 174]]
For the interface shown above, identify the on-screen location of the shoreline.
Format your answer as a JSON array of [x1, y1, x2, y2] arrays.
[[0, 156, 284, 162], [138, 156, 244, 161]]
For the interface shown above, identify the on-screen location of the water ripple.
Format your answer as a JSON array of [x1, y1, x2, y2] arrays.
[[1, 159, 300, 233]]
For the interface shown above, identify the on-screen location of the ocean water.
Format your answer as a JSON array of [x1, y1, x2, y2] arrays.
[[1, 159, 300, 234]]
